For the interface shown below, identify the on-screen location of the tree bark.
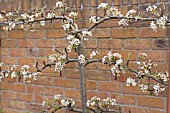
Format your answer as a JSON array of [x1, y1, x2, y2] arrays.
[[79, 62, 87, 113]]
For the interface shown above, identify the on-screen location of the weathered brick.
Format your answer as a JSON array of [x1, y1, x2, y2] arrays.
[[124, 39, 151, 50], [9, 30, 25, 38], [139, 28, 166, 38], [26, 30, 44, 38], [112, 28, 138, 38], [137, 96, 164, 109], [98, 81, 121, 92], [17, 93, 34, 102]]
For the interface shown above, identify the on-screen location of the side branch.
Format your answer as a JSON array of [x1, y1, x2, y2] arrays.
[[73, 16, 170, 34]]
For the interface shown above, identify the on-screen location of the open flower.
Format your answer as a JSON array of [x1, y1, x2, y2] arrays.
[[78, 54, 86, 64], [69, 12, 78, 17], [56, 1, 63, 8], [98, 3, 108, 9]]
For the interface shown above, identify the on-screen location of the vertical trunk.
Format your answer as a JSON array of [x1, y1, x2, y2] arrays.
[[79, 62, 87, 113], [77, 34, 87, 113]]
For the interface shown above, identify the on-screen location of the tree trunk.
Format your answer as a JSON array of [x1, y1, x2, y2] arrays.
[[79, 62, 87, 113], [77, 34, 87, 112]]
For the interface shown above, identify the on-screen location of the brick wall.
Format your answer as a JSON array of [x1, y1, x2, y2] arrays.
[[0, 0, 169, 113]]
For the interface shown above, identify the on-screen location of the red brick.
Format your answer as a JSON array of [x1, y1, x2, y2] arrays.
[[43, 86, 55, 95], [98, 81, 121, 92], [1, 40, 17, 47], [33, 86, 43, 95], [87, 91, 110, 99], [112, 28, 138, 38], [122, 106, 148, 113], [149, 109, 167, 113], [92, 28, 111, 38], [1, 57, 17, 65], [65, 89, 81, 99], [18, 93, 34, 102], [0, 31, 8, 38], [137, 96, 164, 108], [122, 83, 147, 95], [54, 78, 74, 88], [1, 91, 17, 100], [18, 58, 35, 65], [0, 99, 9, 107], [84, 39, 97, 49], [55, 39, 68, 48], [9, 101, 26, 109], [8, 83, 25, 92], [139, 28, 166, 38], [36, 39, 53, 48], [0, 48, 9, 56], [18, 39, 35, 48], [98, 39, 123, 49], [46, 29, 64, 38], [26, 30, 44, 38], [124, 39, 151, 50], [111, 94, 136, 105], [139, 51, 166, 62], [10, 48, 26, 57], [9, 30, 25, 38]]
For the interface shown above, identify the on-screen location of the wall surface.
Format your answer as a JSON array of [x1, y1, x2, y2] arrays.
[[0, 0, 169, 113]]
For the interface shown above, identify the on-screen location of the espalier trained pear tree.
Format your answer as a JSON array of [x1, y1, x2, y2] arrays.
[[0, 1, 169, 113]]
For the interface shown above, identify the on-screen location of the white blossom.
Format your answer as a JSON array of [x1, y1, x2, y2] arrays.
[[0, 14, 3, 19], [63, 23, 70, 30], [21, 65, 30, 70], [11, 71, 17, 78], [118, 19, 128, 26], [82, 31, 92, 37], [67, 44, 72, 52], [58, 54, 66, 60], [54, 94, 61, 100], [98, 3, 108, 9], [67, 35, 74, 40], [48, 54, 58, 63], [140, 84, 148, 92], [126, 77, 137, 86], [61, 99, 70, 106], [153, 84, 165, 95], [6, 12, 13, 17], [126, 9, 136, 17], [69, 12, 78, 17], [149, 21, 157, 32], [56, 1, 63, 8], [40, 21, 45, 26], [55, 61, 64, 72], [146, 5, 157, 12], [90, 51, 100, 59], [106, 7, 122, 16], [21, 13, 28, 19], [89, 16, 100, 23], [42, 100, 46, 106], [0, 62, 3, 67], [47, 13, 55, 18], [28, 15, 34, 21], [157, 71, 169, 82], [78, 54, 86, 64], [69, 38, 81, 46], [156, 15, 168, 29]]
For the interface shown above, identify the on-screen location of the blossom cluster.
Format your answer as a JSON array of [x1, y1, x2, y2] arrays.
[[90, 51, 100, 59], [102, 52, 123, 76], [78, 54, 86, 64], [47, 54, 66, 72], [42, 94, 76, 111], [0, 64, 41, 83], [66, 34, 81, 52], [86, 96, 117, 108]]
